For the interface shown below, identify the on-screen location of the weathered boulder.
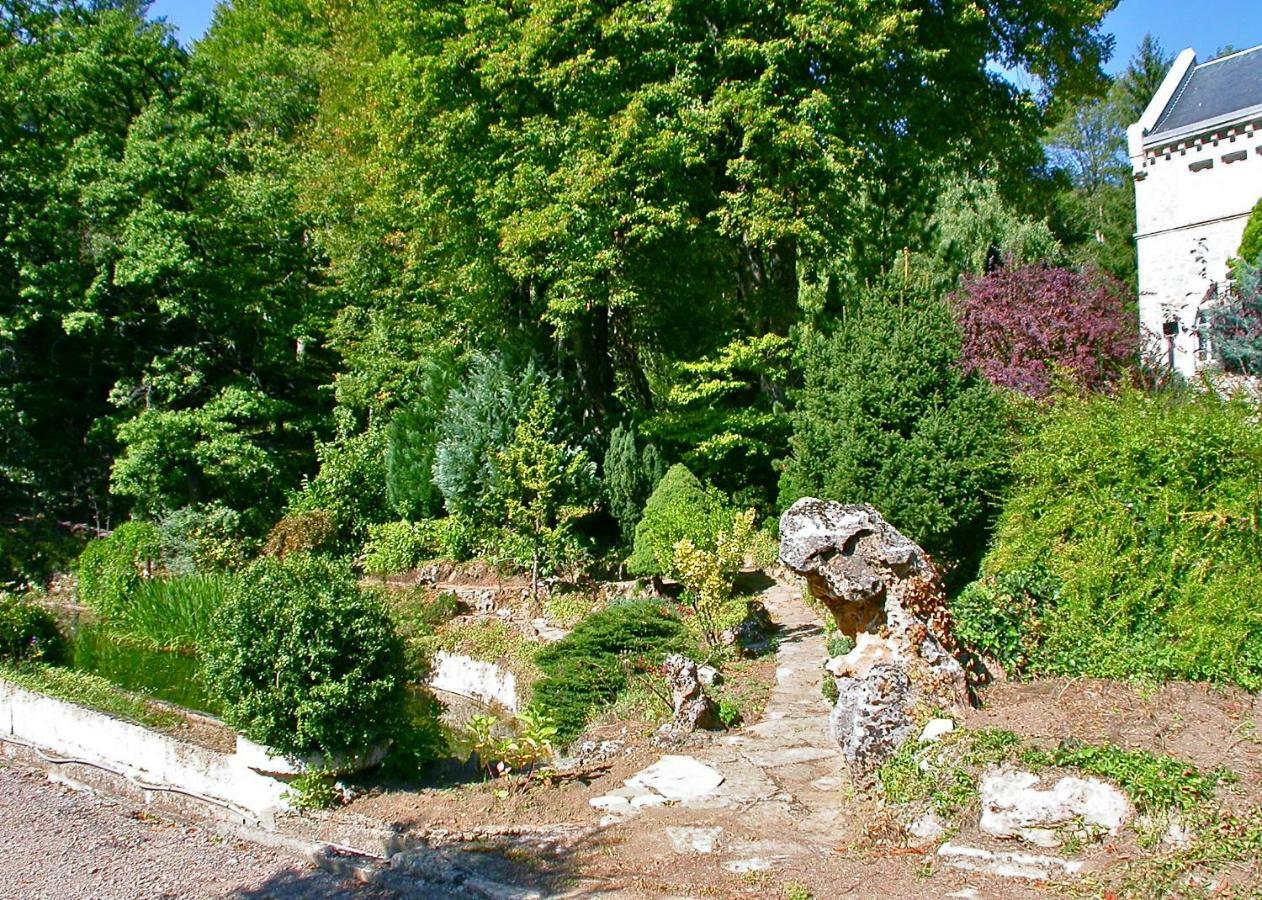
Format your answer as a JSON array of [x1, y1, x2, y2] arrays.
[[979, 767, 1132, 848], [662, 654, 721, 732], [779, 499, 968, 770]]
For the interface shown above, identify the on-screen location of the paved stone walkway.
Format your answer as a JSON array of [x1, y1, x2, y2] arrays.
[[623, 577, 860, 872]]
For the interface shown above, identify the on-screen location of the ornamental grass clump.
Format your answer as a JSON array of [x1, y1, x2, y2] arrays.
[[975, 387, 1262, 689], [204, 553, 412, 759]]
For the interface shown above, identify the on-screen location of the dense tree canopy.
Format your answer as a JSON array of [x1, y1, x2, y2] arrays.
[[1, 0, 1122, 583]]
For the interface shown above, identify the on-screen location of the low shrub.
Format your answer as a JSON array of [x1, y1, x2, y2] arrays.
[[627, 464, 735, 577], [362, 518, 482, 575], [531, 600, 687, 742], [982, 387, 1262, 689], [671, 509, 758, 648], [76, 521, 161, 615], [203, 554, 412, 759], [0, 594, 63, 663], [262, 509, 337, 558], [950, 568, 1059, 676]]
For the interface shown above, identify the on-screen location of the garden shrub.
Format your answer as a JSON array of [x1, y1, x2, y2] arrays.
[[602, 422, 664, 546], [1208, 259, 1262, 376], [156, 504, 254, 575], [262, 509, 337, 558], [531, 600, 687, 742], [1239, 196, 1262, 266], [489, 386, 596, 583], [950, 568, 1059, 676], [203, 553, 413, 758], [627, 464, 734, 577], [362, 521, 430, 575], [76, 521, 161, 615], [432, 353, 547, 520], [952, 264, 1136, 398], [0, 594, 63, 663], [290, 427, 390, 544], [672, 509, 758, 648], [779, 274, 1011, 577], [385, 354, 461, 521], [981, 387, 1262, 689]]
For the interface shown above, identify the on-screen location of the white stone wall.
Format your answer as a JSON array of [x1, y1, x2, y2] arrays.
[[0, 680, 290, 822], [428, 651, 519, 712], [1133, 126, 1262, 376]]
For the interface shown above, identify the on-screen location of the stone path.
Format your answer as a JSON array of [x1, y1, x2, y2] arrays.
[[607, 577, 861, 873]]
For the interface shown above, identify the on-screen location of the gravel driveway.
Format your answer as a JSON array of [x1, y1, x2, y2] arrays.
[[0, 762, 394, 899]]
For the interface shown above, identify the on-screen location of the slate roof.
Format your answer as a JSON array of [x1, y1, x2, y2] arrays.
[[1148, 45, 1262, 142]]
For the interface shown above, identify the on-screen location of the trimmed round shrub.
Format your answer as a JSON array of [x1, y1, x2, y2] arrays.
[[203, 553, 408, 758], [76, 521, 161, 615], [980, 387, 1262, 689], [627, 464, 734, 577], [0, 594, 64, 663], [531, 600, 687, 741]]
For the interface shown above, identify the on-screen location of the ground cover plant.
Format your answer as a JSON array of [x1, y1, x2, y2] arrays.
[[968, 387, 1262, 689], [531, 600, 688, 742]]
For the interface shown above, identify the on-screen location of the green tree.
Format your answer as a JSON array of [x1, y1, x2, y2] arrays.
[[491, 388, 597, 591], [385, 352, 462, 520], [602, 423, 663, 547], [432, 354, 548, 521], [1239, 198, 1262, 266], [779, 270, 1011, 579], [308, 0, 1116, 432]]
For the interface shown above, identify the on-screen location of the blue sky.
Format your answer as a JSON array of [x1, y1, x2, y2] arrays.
[[150, 0, 1260, 72]]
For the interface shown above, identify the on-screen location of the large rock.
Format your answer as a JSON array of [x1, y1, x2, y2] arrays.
[[979, 767, 1132, 848], [662, 654, 721, 732], [778, 499, 967, 770]]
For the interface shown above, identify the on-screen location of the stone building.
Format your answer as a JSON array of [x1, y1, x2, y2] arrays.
[[1130, 45, 1262, 376]]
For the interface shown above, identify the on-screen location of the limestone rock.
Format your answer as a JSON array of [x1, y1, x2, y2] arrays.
[[778, 499, 968, 771], [662, 654, 721, 732], [979, 767, 1132, 848]]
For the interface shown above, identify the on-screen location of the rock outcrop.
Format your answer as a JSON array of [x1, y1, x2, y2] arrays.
[[778, 499, 968, 770], [662, 654, 721, 732]]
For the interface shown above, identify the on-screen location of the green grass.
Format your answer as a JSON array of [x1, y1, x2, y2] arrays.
[[113, 573, 231, 652], [0, 661, 181, 730]]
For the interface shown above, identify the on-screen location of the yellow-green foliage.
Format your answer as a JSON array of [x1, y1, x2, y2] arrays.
[[672, 509, 757, 647], [979, 388, 1262, 689]]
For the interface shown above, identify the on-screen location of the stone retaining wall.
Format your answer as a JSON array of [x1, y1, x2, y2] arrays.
[[0, 679, 289, 826]]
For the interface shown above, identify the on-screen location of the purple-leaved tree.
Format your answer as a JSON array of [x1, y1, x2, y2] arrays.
[[952, 265, 1136, 398]]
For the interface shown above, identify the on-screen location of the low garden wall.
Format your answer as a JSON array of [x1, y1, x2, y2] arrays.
[[0, 679, 290, 825], [428, 651, 519, 711]]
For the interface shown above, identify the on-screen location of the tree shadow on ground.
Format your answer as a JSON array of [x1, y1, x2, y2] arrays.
[[227, 823, 623, 899]]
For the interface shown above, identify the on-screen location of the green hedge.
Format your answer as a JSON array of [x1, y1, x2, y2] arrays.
[[970, 388, 1262, 689]]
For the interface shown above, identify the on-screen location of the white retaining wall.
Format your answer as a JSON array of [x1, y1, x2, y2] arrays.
[[428, 652, 519, 712], [0, 680, 289, 823]]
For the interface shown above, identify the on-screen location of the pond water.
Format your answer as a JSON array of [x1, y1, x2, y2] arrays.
[[68, 626, 220, 715]]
